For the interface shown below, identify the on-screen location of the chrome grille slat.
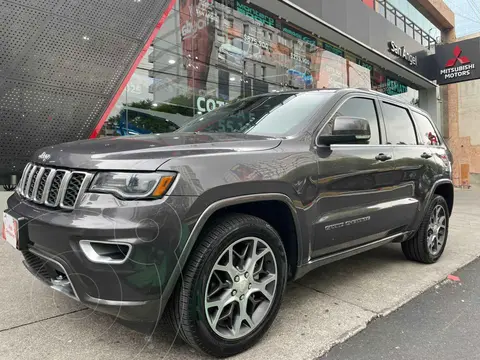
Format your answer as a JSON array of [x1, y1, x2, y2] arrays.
[[31, 167, 45, 203], [41, 169, 57, 203], [57, 172, 73, 207], [34, 168, 51, 203], [16, 163, 92, 210], [46, 170, 67, 207], [19, 163, 32, 196], [25, 165, 38, 199]]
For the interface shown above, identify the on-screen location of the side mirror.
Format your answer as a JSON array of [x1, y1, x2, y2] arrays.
[[317, 116, 371, 145]]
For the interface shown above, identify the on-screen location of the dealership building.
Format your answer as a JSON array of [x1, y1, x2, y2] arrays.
[[1, 0, 478, 186], [100, 0, 477, 185]]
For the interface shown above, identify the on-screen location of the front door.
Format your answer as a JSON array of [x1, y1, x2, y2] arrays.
[[311, 96, 400, 259]]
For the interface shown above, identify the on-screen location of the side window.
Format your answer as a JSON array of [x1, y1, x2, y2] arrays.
[[321, 98, 381, 144], [382, 102, 417, 145], [412, 112, 440, 146]]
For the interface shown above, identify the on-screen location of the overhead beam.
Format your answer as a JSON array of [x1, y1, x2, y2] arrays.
[[410, 0, 455, 30]]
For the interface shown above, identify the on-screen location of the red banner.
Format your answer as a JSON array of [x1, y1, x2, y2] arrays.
[[362, 0, 375, 9]]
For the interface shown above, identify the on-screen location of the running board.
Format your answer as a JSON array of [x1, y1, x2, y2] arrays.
[[294, 232, 407, 280]]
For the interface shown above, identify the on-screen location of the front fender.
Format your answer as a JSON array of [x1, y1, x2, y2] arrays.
[[159, 192, 304, 312]]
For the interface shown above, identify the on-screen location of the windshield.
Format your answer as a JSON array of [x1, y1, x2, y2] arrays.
[[176, 91, 334, 136]]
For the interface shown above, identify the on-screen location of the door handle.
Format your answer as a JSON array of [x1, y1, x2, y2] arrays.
[[421, 152, 432, 159], [375, 153, 392, 161]]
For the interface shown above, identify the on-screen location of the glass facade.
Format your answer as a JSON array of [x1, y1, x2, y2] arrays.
[[100, 0, 419, 137]]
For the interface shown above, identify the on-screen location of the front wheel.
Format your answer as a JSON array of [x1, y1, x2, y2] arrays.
[[402, 194, 449, 264], [168, 213, 287, 358]]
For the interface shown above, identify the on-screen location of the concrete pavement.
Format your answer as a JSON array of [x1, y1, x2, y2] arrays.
[[1, 189, 480, 360]]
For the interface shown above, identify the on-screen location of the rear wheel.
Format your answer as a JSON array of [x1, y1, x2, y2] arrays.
[[402, 195, 449, 264], [168, 213, 287, 358]]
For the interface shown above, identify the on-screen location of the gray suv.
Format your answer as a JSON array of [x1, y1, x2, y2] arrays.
[[3, 88, 453, 357]]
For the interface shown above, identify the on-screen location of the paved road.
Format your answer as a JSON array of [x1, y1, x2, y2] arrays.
[[320, 256, 480, 360], [1, 189, 480, 360]]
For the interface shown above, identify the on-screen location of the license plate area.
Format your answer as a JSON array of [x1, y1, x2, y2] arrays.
[[2, 210, 28, 250]]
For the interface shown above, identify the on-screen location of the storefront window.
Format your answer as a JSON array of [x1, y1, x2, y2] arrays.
[[99, 0, 420, 137]]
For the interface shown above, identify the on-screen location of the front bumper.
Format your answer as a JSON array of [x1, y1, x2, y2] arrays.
[[7, 191, 196, 322]]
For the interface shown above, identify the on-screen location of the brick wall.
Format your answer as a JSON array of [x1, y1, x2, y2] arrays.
[[444, 31, 480, 186]]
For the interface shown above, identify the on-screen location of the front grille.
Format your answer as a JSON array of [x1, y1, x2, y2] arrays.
[[18, 163, 92, 210]]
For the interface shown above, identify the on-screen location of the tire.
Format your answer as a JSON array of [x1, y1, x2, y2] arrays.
[[402, 195, 449, 264], [168, 213, 287, 358]]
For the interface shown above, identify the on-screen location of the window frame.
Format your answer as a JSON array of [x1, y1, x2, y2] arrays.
[[314, 93, 386, 147], [410, 108, 442, 147], [379, 100, 419, 146]]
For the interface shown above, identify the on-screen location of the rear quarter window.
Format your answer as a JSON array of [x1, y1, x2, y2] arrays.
[[412, 111, 441, 146]]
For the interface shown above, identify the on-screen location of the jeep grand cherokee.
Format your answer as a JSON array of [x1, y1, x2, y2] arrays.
[[2, 88, 454, 357]]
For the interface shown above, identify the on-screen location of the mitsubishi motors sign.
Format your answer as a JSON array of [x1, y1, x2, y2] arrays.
[[434, 38, 480, 85]]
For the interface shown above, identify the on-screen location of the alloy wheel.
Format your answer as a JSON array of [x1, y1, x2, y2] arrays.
[[427, 204, 447, 256], [204, 237, 278, 339]]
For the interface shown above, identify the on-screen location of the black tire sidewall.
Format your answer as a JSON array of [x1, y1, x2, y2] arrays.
[[186, 217, 287, 356]]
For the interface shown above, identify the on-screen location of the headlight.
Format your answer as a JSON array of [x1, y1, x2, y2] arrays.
[[89, 172, 176, 199]]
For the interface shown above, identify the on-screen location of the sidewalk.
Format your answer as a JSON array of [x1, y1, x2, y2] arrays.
[[1, 189, 480, 360], [320, 256, 480, 360]]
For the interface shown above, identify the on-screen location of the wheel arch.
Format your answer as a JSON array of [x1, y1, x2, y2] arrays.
[[409, 179, 454, 240], [432, 180, 454, 216], [160, 194, 303, 313], [190, 194, 302, 275]]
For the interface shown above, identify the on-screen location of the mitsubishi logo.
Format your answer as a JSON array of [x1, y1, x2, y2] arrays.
[[445, 46, 471, 68]]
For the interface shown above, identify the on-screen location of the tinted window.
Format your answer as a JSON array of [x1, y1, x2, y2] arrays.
[[382, 103, 417, 145], [334, 98, 381, 144], [178, 91, 334, 136], [412, 111, 440, 146]]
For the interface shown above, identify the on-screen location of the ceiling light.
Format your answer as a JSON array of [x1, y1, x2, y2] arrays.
[[152, 103, 158, 107], [229, 77, 235, 81], [168, 59, 176, 64]]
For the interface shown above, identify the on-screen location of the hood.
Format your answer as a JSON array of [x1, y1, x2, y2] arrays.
[[32, 133, 282, 171]]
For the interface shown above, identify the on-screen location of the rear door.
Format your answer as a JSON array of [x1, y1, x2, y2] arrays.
[[379, 101, 434, 233], [312, 94, 399, 258], [410, 109, 451, 179], [410, 109, 451, 216]]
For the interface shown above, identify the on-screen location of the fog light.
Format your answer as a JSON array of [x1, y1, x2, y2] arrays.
[[79, 240, 132, 265]]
